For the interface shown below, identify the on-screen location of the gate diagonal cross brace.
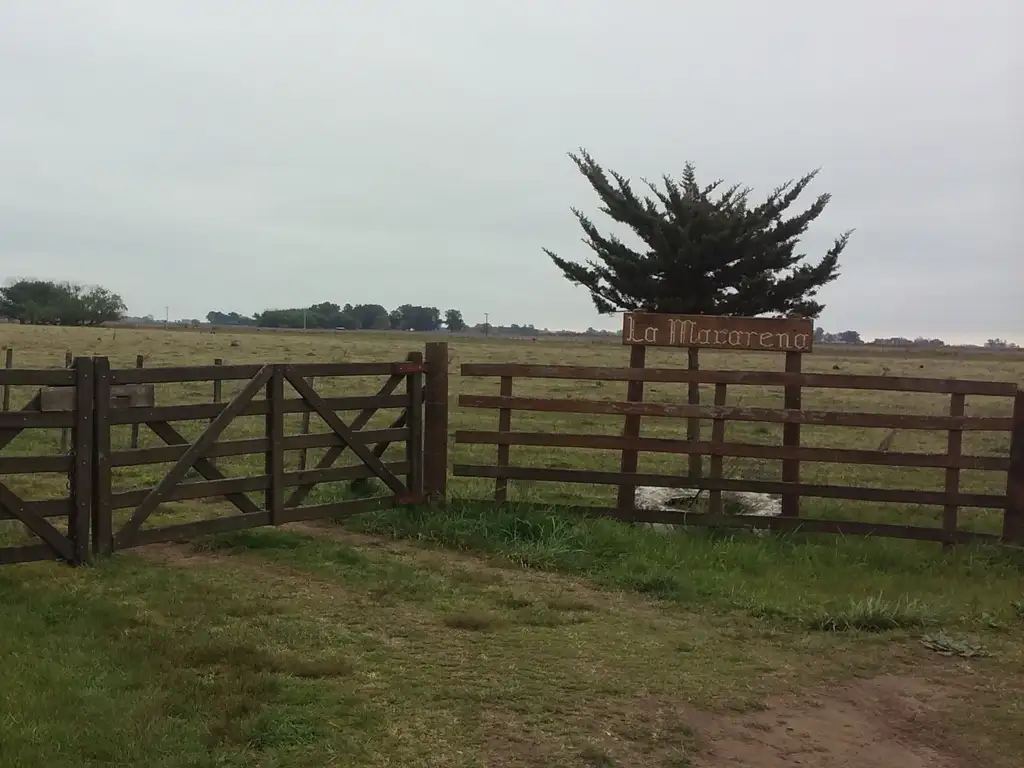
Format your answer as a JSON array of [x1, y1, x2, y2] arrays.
[[285, 371, 406, 507], [0, 482, 75, 561], [145, 420, 261, 515], [283, 368, 409, 497], [115, 365, 273, 547]]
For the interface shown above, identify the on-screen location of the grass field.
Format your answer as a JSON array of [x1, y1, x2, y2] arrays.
[[1, 324, 1023, 767]]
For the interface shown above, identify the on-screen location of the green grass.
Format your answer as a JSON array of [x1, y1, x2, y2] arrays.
[[1, 509, 1023, 766], [348, 499, 1024, 631]]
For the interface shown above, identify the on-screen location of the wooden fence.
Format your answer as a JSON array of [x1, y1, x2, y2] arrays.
[[454, 363, 1024, 545], [2, 341, 1024, 566]]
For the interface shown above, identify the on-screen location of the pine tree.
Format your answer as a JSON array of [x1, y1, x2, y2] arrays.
[[544, 150, 852, 318]]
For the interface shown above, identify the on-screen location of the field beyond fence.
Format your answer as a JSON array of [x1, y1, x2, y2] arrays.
[[1, 326, 1023, 566]]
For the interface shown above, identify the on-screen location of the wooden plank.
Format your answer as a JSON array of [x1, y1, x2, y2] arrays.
[[41, 383, 154, 412], [943, 393, 965, 543], [287, 361, 425, 377], [145, 421, 261, 515], [105, 393, 408, 424], [0, 454, 73, 473], [0, 498, 74, 521], [297, 376, 313, 471], [71, 357, 94, 564], [110, 364, 264, 384], [0, 410, 76, 429], [0, 368, 77, 387], [130, 355, 144, 449], [125, 511, 273, 548], [1, 347, 11, 411], [282, 461, 410, 490], [781, 351, 802, 517], [458, 395, 1013, 431], [283, 371, 409, 496], [92, 357, 112, 556], [453, 430, 1009, 470], [284, 373, 407, 508], [0, 541, 55, 566], [423, 342, 449, 502], [108, 428, 409, 467], [616, 344, 646, 511], [114, 365, 273, 547], [453, 464, 1007, 508], [111, 362, 425, 385], [708, 383, 727, 515], [495, 376, 513, 502], [405, 352, 424, 500], [275, 495, 399, 525], [1003, 391, 1024, 544], [266, 366, 284, 524], [458, 364, 1018, 397], [623, 312, 813, 352], [0, 482, 75, 561], [493, 502, 998, 545]]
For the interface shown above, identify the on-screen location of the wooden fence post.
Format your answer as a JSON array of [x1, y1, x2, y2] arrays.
[[708, 383, 728, 516], [59, 350, 72, 452], [266, 365, 284, 525], [92, 357, 113, 557], [297, 376, 314, 471], [406, 351, 424, 499], [495, 375, 513, 501], [210, 358, 222, 469], [943, 392, 965, 544], [130, 354, 144, 449], [1003, 391, 1024, 544], [423, 342, 449, 503], [781, 351, 802, 517], [687, 347, 702, 478], [2, 346, 12, 411], [70, 356, 94, 565], [616, 344, 646, 511]]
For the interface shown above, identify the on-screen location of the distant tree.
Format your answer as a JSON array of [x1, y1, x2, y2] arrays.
[[345, 303, 390, 330], [390, 304, 442, 332], [544, 150, 851, 318], [206, 310, 258, 326], [0, 279, 125, 325], [986, 338, 1019, 349], [836, 330, 862, 344], [444, 309, 466, 332]]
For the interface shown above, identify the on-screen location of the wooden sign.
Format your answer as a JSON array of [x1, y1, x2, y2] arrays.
[[622, 312, 813, 353]]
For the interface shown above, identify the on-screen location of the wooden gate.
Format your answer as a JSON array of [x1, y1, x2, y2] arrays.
[[0, 359, 92, 565], [92, 356, 430, 554]]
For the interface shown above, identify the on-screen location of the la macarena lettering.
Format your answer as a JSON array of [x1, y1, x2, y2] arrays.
[[622, 312, 813, 353]]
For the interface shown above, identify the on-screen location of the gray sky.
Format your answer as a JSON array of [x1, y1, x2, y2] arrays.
[[1, 1, 1021, 343]]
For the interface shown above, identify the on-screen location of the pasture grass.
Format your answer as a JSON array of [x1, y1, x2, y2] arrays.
[[1, 325, 1024, 765]]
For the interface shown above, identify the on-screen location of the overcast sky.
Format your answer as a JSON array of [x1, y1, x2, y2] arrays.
[[1, 1, 1020, 342]]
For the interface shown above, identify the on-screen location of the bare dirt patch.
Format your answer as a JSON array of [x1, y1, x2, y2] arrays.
[[693, 674, 990, 768]]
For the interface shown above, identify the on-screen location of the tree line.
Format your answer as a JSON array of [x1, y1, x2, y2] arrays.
[[207, 303, 467, 332], [0, 279, 126, 326]]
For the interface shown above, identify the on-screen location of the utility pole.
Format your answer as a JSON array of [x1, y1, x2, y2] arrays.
[[303, 309, 307, 331], [164, 306, 169, 327], [484, 312, 489, 338]]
